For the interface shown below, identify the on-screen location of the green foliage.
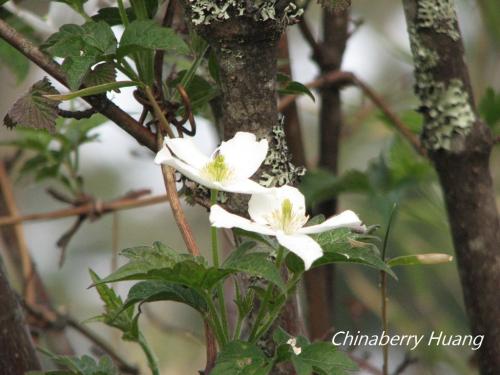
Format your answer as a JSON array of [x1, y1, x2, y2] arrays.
[[479, 87, 500, 130], [97, 241, 285, 293], [1, 113, 106, 194], [300, 136, 434, 208], [223, 242, 286, 291], [42, 21, 117, 89], [284, 226, 395, 277], [3, 78, 60, 132], [88, 270, 139, 341], [277, 73, 315, 102], [211, 341, 272, 375], [274, 328, 357, 375], [83, 62, 117, 87], [0, 38, 30, 82], [123, 280, 209, 313], [30, 350, 117, 375], [117, 20, 189, 58]]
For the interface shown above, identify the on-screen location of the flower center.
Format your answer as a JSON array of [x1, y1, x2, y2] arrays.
[[268, 198, 308, 234], [201, 155, 234, 183]]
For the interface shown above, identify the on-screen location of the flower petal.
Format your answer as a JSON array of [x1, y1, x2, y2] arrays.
[[276, 232, 323, 270], [164, 137, 210, 169], [223, 178, 269, 194], [218, 132, 268, 179], [298, 210, 366, 234], [154, 145, 173, 165], [209, 205, 275, 235], [248, 185, 306, 225], [160, 154, 219, 190]]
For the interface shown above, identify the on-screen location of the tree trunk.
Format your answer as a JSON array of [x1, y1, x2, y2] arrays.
[[402, 2, 500, 373], [304, 8, 350, 340], [0, 257, 41, 374]]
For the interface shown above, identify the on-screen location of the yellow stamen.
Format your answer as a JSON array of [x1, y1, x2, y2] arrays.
[[201, 155, 233, 183]]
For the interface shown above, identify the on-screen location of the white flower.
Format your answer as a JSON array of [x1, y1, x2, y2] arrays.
[[154, 132, 269, 194], [209, 185, 366, 270], [287, 337, 302, 355]]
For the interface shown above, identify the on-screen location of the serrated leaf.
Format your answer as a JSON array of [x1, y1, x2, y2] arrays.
[[118, 20, 189, 58], [45, 81, 139, 101], [94, 242, 233, 291], [38, 349, 119, 375], [4, 78, 60, 132], [284, 228, 395, 277], [80, 21, 117, 56], [83, 62, 117, 87], [211, 341, 272, 375], [42, 24, 86, 58], [387, 253, 453, 267], [313, 229, 395, 278], [89, 270, 135, 335], [295, 342, 357, 374], [223, 243, 285, 292], [123, 280, 208, 313], [62, 55, 97, 90]]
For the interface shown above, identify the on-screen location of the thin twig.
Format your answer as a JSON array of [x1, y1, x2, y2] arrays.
[[278, 70, 426, 157], [0, 194, 168, 227], [0, 162, 35, 301], [0, 19, 156, 151]]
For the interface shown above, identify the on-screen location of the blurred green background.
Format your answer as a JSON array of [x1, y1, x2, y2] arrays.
[[0, 0, 499, 374]]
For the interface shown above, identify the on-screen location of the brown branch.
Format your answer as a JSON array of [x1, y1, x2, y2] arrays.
[[278, 70, 426, 157], [0, 19, 156, 151], [23, 302, 139, 375], [0, 194, 168, 227], [350, 75, 426, 157]]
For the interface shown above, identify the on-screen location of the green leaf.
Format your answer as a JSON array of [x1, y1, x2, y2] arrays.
[[37, 349, 118, 375], [95, 242, 233, 291], [89, 270, 136, 338], [169, 72, 219, 113], [83, 62, 117, 87], [282, 227, 395, 277], [211, 341, 272, 375], [387, 253, 453, 267], [295, 342, 357, 375], [223, 242, 286, 292], [42, 24, 86, 58], [62, 55, 98, 90], [278, 81, 315, 102], [80, 21, 117, 56], [479, 87, 500, 129], [92, 7, 136, 26], [4, 78, 60, 132], [45, 81, 140, 101], [123, 280, 208, 313], [118, 20, 189, 58], [313, 229, 396, 278]]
